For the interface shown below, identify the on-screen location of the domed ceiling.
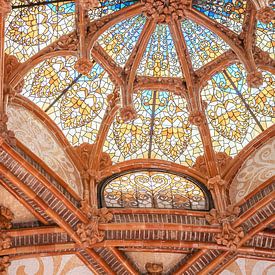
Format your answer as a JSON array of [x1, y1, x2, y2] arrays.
[[4, 0, 275, 167]]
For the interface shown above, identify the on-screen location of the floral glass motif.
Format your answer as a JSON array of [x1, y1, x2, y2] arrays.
[[98, 15, 146, 67], [137, 25, 183, 77], [201, 63, 275, 156], [256, 18, 275, 59], [5, 1, 75, 62], [103, 171, 208, 210], [104, 90, 203, 165], [192, 0, 246, 34], [22, 55, 114, 145], [88, 0, 138, 21], [181, 19, 230, 70]]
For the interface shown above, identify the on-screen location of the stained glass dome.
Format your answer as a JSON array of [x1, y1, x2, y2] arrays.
[[4, 0, 275, 188]]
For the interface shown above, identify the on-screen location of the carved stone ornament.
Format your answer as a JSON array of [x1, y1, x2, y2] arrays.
[[78, 0, 99, 10], [206, 205, 244, 250], [0, 0, 11, 16], [4, 54, 24, 98], [51, 33, 79, 52], [0, 113, 16, 147], [193, 152, 233, 175], [145, 262, 163, 275], [120, 105, 137, 122], [246, 70, 263, 88], [257, 6, 275, 24], [207, 175, 227, 190], [107, 88, 120, 110], [253, 46, 275, 67], [0, 234, 12, 251], [76, 206, 113, 248], [74, 58, 94, 76], [141, 0, 191, 23], [0, 256, 10, 275], [188, 111, 204, 127]]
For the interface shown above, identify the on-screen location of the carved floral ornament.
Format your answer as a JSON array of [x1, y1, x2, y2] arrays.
[[78, 0, 99, 10], [145, 262, 163, 275], [0, 206, 13, 253], [0, 0, 11, 16], [0, 256, 10, 275], [141, 0, 191, 23], [206, 205, 244, 250], [76, 205, 113, 248], [0, 113, 16, 147]]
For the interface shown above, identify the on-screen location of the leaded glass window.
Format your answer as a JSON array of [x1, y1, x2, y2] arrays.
[[101, 170, 210, 210]]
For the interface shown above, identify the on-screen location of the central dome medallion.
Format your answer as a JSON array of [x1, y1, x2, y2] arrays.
[[142, 0, 192, 23]]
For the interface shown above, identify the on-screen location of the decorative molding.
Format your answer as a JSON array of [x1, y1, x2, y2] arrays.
[[76, 207, 113, 248], [0, 113, 16, 147], [141, 0, 191, 23], [49, 32, 79, 52], [0, 206, 13, 253], [246, 70, 264, 88], [107, 88, 120, 111], [78, 0, 99, 10], [207, 175, 227, 190], [256, 6, 275, 24], [0, 0, 11, 16], [188, 111, 204, 127]]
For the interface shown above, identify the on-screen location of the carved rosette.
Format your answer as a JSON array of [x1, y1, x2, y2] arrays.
[[246, 70, 263, 88], [257, 6, 275, 24], [0, 0, 11, 16], [141, 0, 191, 23], [0, 113, 16, 147], [74, 58, 94, 76], [188, 111, 204, 127], [145, 262, 163, 275], [120, 105, 137, 122], [0, 256, 10, 275], [206, 205, 244, 249], [76, 207, 113, 248]]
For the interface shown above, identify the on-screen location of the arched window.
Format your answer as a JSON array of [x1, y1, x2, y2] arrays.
[[100, 170, 211, 210]]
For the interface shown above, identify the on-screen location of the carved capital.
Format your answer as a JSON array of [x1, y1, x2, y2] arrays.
[[0, 0, 11, 17], [74, 58, 94, 76], [76, 206, 113, 248], [120, 105, 137, 122], [188, 111, 204, 127], [141, 0, 191, 23], [246, 70, 263, 88], [257, 6, 275, 24], [145, 262, 163, 275], [0, 256, 10, 275], [207, 175, 227, 190], [78, 0, 99, 10], [0, 113, 16, 147]]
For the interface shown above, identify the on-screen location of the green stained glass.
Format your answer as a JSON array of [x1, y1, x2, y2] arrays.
[[102, 170, 208, 210]]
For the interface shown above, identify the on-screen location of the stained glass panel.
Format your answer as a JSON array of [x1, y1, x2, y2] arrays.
[[137, 25, 183, 77], [201, 64, 275, 156], [256, 17, 275, 59], [98, 15, 146, 67], [102, 171, 208, 210], [5, 1, 75, 62], [181, 19, 230, 70], [104, 90, 203, 165], [88, 0, 138, 21], [22, 55, 114, 145], [192, 0, 246, 34]]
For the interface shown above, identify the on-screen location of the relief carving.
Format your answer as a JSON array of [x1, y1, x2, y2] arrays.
[[78, 0, 99, 10], [0, 206, 13, 252], [74, 58, 94, 76], [256, 6, 275, 24], [120, 105, 137, 122], [145, 262, 163, 275], [76, 205, 113, 248], [107, 88, 120, 110], [188, 111, 204, 127], [141, 0, 191, 23], [246, 70, 264, 88], [206, 205, 244, 250], [0, 256, 10, 275], [0, 113, 16, 147], [0, 0, 11, 16]]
